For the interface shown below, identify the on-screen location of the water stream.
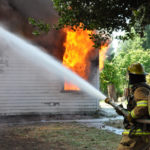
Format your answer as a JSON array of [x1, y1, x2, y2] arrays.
[[0, 26, 106, 100], [0, 26, 127, 136]]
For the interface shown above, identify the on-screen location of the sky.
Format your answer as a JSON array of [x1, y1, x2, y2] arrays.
[[112, 30, 125, 52]]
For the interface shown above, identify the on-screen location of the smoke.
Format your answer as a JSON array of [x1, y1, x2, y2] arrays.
[[0, 0, 65, 60], [0, 0, 99, 82], [8, 0, 58, 22]]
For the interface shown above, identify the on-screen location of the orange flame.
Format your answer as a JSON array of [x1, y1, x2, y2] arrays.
[[63, 24, 109, 90], [99, 43, 109, 71], [63, 24, 95, 91]]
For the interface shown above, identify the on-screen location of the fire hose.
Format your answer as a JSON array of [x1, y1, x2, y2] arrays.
[[105, 98, 150, 124]]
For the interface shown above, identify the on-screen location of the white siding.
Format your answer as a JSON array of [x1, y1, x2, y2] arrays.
[[0, 44, 99, 116]]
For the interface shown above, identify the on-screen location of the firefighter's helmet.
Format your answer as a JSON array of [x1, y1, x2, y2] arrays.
[[128, 63, 147, 75]]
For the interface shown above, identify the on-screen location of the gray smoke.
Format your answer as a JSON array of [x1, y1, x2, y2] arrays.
[[8, 0, 58, 22], [0, 0, 99, 81], [0, 0, 65, 60]]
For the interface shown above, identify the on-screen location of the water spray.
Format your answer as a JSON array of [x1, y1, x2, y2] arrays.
[[0, 26, 106, 100]]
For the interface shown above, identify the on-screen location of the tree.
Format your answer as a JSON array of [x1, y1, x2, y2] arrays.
[[142, 25, 150, 49], [100, 49, 150, 96], [117, 29, 145, 53], [117, 25, 150, 52], [29, 0, 150, 47], [100, 61, 117, 93], [53, 1, 150, 35], [147, 74, 150, 85]]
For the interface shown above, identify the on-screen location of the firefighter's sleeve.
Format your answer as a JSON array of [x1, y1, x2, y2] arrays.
[[130, 87, 149, 119]]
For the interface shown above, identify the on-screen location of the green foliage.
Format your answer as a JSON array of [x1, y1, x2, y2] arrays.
[[28, 17, 110, 48], [100, 49, 150, 96], [28, 1, 150, 48], [100, 61, 118, 94], [52, 0, 150, 45], [117, 29, 145, 53], [146, 74, 150, 85], [28, 17, 51, 35], [89, 31, 110, 48], [142, 25, 150, 50], [118, 26, 150, 52]]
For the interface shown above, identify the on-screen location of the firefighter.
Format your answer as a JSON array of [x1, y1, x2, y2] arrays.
[[117, 63, 150, 150]]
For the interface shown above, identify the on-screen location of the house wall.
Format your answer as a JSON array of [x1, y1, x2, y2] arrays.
[[0, 42, 99, 116]]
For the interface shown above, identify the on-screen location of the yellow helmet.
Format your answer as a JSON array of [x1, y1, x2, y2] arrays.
[[128, 63, 147, 75]]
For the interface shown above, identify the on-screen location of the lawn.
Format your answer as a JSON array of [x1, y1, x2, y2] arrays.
[[0, 123, 121, 150]]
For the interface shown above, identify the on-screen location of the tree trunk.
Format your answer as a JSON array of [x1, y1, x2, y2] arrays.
[[107, 84, 117, 102]]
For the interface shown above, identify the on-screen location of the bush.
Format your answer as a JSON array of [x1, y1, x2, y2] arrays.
[[100, 49, 150, 96]]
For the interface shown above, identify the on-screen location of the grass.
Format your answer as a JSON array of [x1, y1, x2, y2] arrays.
[[105, 120, 124, 129], [0, 123, 121, 150]]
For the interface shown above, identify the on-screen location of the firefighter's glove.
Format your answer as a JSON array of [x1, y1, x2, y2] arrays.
[[115, 104, 124, 116], [105, 98, 110, 104]]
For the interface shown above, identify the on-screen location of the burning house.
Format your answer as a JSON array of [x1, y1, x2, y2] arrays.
[[0, 0, 107, 116]]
